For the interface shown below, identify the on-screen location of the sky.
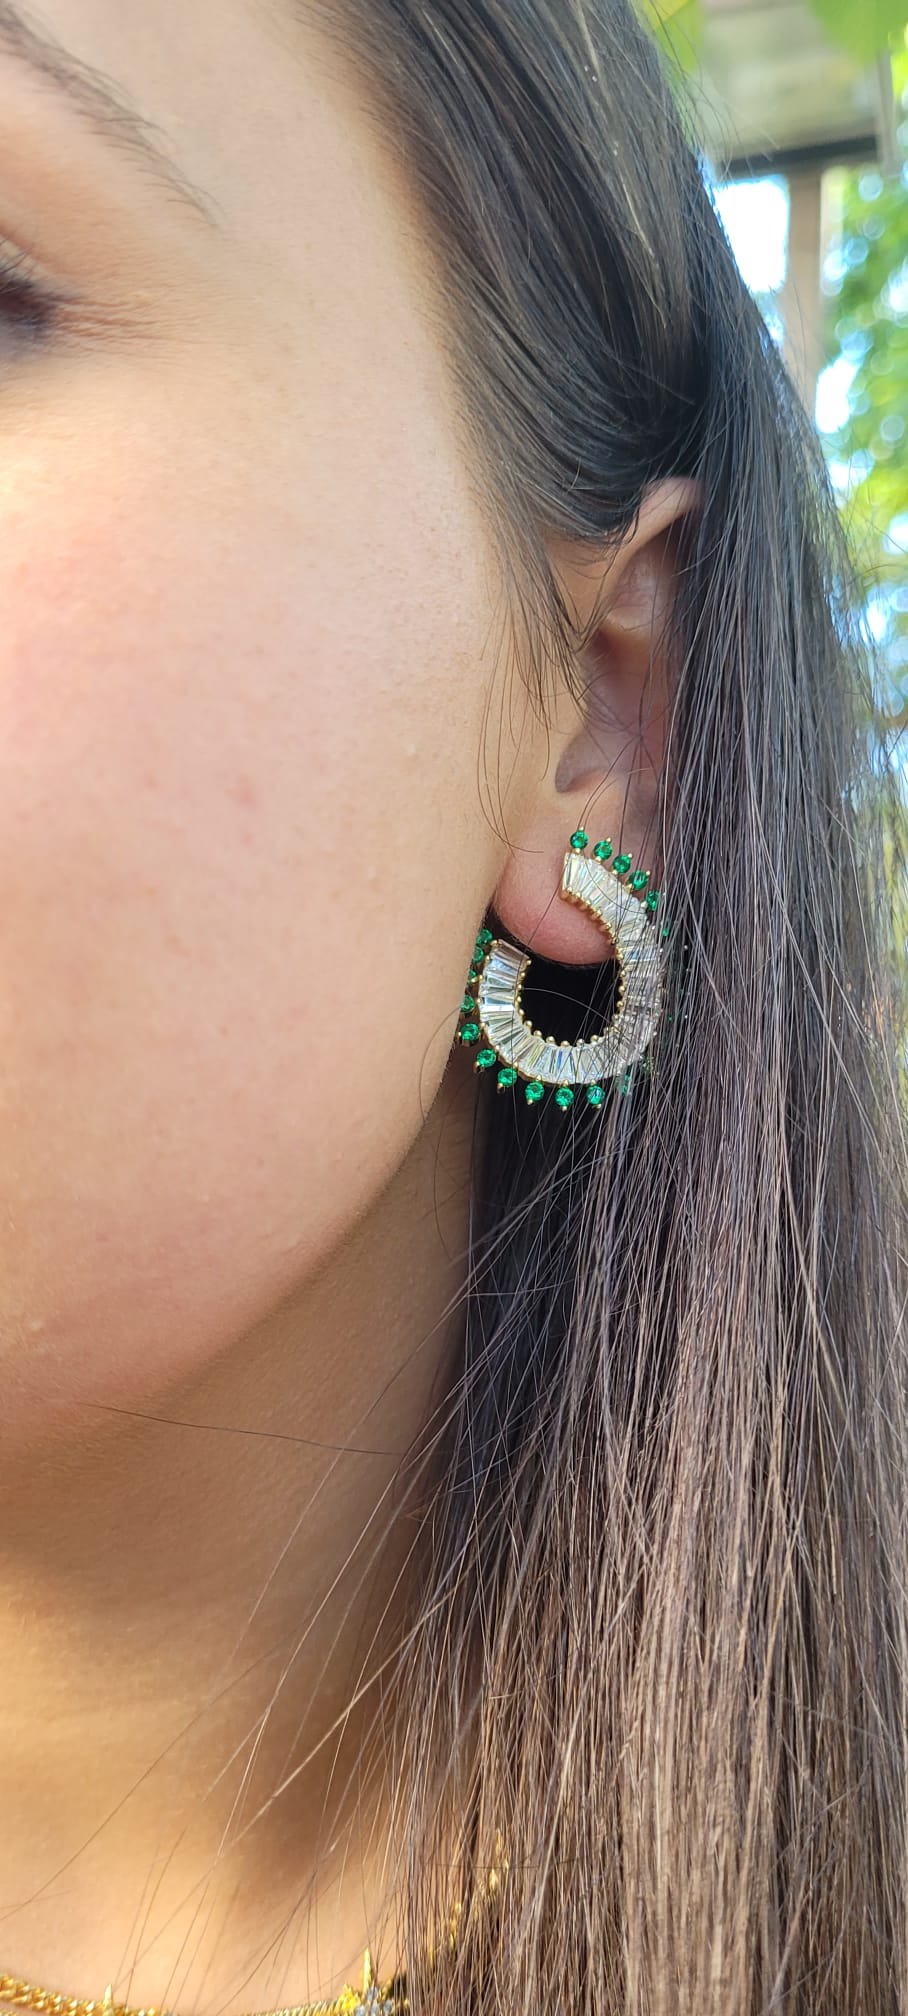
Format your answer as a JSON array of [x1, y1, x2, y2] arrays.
[[715, 171, 908, 728], [714, 174, 841, 425]]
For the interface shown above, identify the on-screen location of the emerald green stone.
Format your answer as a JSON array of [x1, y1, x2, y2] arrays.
[[525, 1079, 545, 1104], [468, 967, 482, 986], [593, 839, 613, 861], [460, 993, 476, 1015], [459, 1023, 480, 1045], [645, 889, 659, 913], [585, 1084, 605, 1107], [661, 926, 669, 940], [569, 830, 588, 852], [554, 1086, 575, 1111], [630, 870, 650, 891], [476, 1047, 497, 1070], [617, 1070, 634, 1095], [475, 928, 493, 949], [497, 1066, 518, 1090], [613, 853, 632, 875]]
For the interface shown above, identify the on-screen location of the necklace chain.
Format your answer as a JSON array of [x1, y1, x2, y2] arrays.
[[0, 1954, 406, 2016]]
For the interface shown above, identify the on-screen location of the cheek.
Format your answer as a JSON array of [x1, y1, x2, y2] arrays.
[[0, 423, 497, 1426]]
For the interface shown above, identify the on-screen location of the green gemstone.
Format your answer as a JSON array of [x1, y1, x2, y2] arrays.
[[460, 993, 476, 1015], [459, 1023, 480, 1045], [554, 1086, 575, 1111], [569, 829, 588, 852], [476, 1047, 497, 1070], [525, 1079, 545, 1104], [661, 926, 669, 940], [593, 839, 613, 861], [617, 1070, 634, 1095], [630, 870, 650, 891], [497, 1066, 518, 1090], [585, 1084, 605, 1107], [475, 928, 493, 949], [613, 853, 632, 875], [468, 967, 482, 985], [644, 889, 660, 913]]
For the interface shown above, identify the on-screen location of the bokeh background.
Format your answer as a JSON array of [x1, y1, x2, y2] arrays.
[[647, 0, 908, 1014]]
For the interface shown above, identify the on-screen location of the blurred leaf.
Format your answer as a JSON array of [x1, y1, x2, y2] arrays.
[[805, 0, 908, 62], [636, 0, 703, 70], [639, 0, 698, 22], [817, 51, 908, 731]]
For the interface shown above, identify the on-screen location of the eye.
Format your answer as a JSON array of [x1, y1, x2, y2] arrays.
[[0, 242, 63, 338]]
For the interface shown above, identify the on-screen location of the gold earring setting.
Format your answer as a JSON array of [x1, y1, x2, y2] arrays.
[[457, 830, 670, 1111]]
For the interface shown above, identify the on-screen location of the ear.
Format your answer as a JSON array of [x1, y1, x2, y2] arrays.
[[491, 477, 698, 965]]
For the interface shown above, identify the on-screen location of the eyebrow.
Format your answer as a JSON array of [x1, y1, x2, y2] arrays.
[[0, 1, 221, 227]]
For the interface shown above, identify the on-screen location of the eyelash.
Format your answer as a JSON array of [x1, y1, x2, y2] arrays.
[[0, 243, 65, 337]]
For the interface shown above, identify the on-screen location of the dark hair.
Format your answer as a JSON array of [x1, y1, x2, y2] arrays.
[[298, 3, 908, 2008]]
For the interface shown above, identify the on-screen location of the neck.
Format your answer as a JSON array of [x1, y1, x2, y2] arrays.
[[0, 1067, 477, 2016]]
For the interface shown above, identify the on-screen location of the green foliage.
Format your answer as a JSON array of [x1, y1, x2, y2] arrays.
[[805, 0, 908, 63], [637, 0, 702, 70], [817, 45, 908, 730], [639, 0, 906, 68]]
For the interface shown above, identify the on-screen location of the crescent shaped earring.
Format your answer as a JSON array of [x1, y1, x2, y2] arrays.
[[456, 829, 670, 1112]]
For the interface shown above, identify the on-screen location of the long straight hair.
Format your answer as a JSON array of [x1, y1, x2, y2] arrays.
[[301, 3, 908, 2008]]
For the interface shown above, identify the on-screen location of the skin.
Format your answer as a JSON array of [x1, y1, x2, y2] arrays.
[[0, 2, 695, 2009]]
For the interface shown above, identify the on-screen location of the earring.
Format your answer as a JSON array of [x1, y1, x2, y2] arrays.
[[457, 829, 669, 1112]]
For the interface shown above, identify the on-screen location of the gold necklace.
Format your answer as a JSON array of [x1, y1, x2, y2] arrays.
[[0, 1847, 504, 2016], [0, 1953, 406, 2016]]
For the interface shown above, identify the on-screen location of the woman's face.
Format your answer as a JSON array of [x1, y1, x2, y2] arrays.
[[0, 0, 513, 1430]]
